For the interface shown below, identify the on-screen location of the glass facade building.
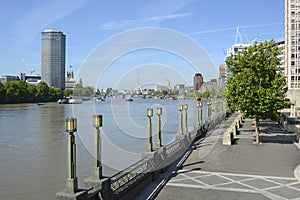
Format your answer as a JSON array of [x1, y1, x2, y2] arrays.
[[41, 29, 66, 90]]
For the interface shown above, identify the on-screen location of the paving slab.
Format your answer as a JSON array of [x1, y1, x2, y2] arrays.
[[135, 114, 300, 200]]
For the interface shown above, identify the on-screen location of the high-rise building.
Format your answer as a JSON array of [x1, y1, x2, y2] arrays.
[[285, 0, 300, 106], [219, 64, 226, 87], [193, 73, 203, 91], [225, 43, 251, 82], [41, 29, 66, 90]]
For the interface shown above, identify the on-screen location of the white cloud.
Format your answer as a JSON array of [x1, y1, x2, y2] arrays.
[[101, 19, 137, 31], [100, 13, 193, 31], [144, 13, 193, 21]]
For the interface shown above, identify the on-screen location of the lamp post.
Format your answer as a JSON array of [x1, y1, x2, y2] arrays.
[[215, 101, 219, 113], [179, 105, 184, 135], [65, 117, 78, 193], [93, 115, 103, 179], [184, 104, 188, 133], [156, 107, 162, 148], [196, 101, 203, 127], [147, 108, 153, 152], [207, 101, 212, 120]]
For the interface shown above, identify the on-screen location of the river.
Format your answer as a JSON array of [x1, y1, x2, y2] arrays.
[[0, 98, 210, 200]]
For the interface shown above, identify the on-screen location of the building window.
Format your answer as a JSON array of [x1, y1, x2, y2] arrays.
[[292, 24, 296, 29], [292, 54, 296, 58], [292, 76, 295, 81], [292, 61, 295, 66], [292, 46, 296, 51], [292, 68, 296, 74]]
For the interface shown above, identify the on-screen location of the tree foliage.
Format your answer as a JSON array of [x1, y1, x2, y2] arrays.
[[73, 83, 94, 97], [0, 81, 63, 104], [64, 88, 74, 97], [225, 40, 290, 142]]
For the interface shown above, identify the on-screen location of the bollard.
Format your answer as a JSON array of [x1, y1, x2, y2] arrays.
[[156, 107, 162, 148], [147, 108, 153, 152]]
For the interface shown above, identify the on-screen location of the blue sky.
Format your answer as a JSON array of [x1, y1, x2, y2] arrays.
[[0, 0, 284, 89]]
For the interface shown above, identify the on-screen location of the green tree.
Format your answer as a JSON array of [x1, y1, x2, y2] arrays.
[[36, 82, 50, 102], [4, 81, 28, 103], [225, 40, 290, 144], [0, 82, 6, 103], [64, 88, 73, 97], [49, 87, 63, 101], [202, 90, 211, 98], [73, 84, 94, 97], [27, 84, 38, 102]]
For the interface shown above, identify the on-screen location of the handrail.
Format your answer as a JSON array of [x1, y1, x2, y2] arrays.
[[165, 140, 182, 156], [109, 110, 228, 194], [110, 157, 150, 192]]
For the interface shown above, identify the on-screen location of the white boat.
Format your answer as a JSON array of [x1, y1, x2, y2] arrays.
[[58, 97, 82, 104], [68, 98, 83, 104]]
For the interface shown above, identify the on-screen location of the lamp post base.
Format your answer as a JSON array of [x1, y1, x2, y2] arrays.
[[56, 188, 88, 200]]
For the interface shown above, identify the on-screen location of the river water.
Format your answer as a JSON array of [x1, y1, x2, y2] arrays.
[[0, 98, 209, 200]]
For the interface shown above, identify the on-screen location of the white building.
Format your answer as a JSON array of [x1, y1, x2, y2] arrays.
[[225, 43, 251, 82], [285, 0, 300, 106]]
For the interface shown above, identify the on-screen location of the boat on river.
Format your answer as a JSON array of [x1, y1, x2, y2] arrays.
[[95, 96, 105, 102], [57, 97, 82, 104], [125, 97, 134, 102]]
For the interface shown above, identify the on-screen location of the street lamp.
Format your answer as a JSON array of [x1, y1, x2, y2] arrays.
[[184, 104, 188, 133], [65, 117, 78, 193], [92, 115, 103, 179], [156, 107, 162, 148], [147, 108, 153, 152], [196, 101, 203, 126], [207, 101, 212, 120], [179, 105, 184, 135]]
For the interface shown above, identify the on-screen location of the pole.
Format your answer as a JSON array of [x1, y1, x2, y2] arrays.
[[179, 105, 183, 135], [156, 107, 162, 148], [184, 104, 188, 133], [93, 115, 103, 179], [65, 118, 78, 193], [147, 108, 153, 152]]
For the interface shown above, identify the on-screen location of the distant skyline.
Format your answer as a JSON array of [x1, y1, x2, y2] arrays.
[[0, 0, 284, 89]]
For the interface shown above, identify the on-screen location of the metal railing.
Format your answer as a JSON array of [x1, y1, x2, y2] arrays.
[[57, 102, 228, 200], [110, 157, 150, 192]]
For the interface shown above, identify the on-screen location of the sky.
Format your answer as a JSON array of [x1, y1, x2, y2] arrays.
[[0, 0, 284, 89]]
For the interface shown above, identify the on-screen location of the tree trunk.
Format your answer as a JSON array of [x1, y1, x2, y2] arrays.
[[254, 116, 260, 144]]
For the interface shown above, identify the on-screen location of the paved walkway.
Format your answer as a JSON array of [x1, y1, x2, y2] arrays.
[[138, 114, 300, 200]]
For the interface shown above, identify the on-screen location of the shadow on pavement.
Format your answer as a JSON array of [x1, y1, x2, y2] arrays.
[[259, 135, 297, 144]]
